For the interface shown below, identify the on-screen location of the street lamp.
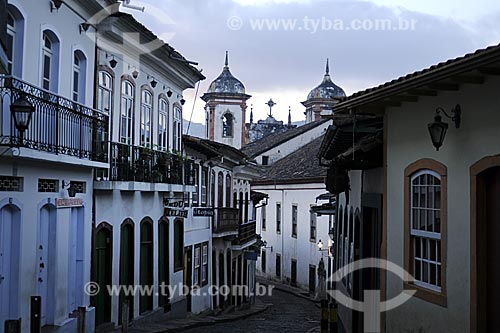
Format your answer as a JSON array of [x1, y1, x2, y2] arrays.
[[11, 95, 35, 144], [428, 105, 461, 151]]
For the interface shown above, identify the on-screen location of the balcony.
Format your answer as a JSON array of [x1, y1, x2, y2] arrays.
[[213, 208, 239, 237], [239, 221, 257, 244], [94, 142, 196, 191], [0, 76, 109, 163]]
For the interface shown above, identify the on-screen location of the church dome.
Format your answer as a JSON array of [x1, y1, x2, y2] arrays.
[[207, 51, 246, 94], [307, 59, 345, 100]]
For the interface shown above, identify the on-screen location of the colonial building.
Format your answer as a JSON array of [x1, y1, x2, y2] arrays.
[[201, 52, 251, 149], [91, 9, 205, 328], [302, 59, 345, 124], [0, 0, 110, 332], [320, 43, 500, 332], [252, 135, 334, 293]]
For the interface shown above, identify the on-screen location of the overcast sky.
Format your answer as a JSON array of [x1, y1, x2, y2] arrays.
[[123, 0, 500, 126]]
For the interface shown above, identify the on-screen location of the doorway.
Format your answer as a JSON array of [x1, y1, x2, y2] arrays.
[[219, 253, 225, 308], [140, 219, 153, 314], [95, 223, 113, 326], [184, 246, 192, 312], [0, 203, 21, 332], [38, 204, 57, 326], [475, 166, 500, 332], [119, 220, 134, 324], [158, 219, 169, 311], [309, 265, 316, 294], [291, 259, 297, 287]]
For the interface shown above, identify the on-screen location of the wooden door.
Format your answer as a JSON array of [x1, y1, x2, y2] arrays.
[[291, 259, 297, 286], [218, 253, 224, 308], [95, 225, 112, 325], [0, 205, 20, 332], [477, 167, 500, 332], [119, 221, 134, 324], [158, 219, 169, 310], [38, 204, 56, 326], [184, 247, 192, 312], [140, 220, 153, 314]]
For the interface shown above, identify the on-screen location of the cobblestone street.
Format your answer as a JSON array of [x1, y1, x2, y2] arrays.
[[184, 288, 320, 333]]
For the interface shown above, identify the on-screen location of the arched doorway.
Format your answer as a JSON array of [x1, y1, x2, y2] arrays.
[[38, 203, 57, 326], [95, 223, 113, 326], [119, 219, 134, 324], [158, 218, 170, 310], [140, 218, 153, 314], [0, 203, 21, 331], [471, 156, 500, 332]]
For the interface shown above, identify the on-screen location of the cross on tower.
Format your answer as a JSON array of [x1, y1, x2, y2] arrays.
[[266, 99, 276, 117]]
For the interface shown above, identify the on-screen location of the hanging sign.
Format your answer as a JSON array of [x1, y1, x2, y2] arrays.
[[193, 208, 214, 217], [56, 198, 83, 208], [164, 207, 188, 218]]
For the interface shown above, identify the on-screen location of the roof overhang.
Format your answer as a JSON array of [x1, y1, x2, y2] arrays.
[[326, 44, 500, 115]]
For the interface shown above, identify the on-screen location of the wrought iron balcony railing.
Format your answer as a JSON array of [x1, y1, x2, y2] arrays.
[[0, 76, 109, 162], [213, 208, 240, 234], [96, 142, 196, 185]]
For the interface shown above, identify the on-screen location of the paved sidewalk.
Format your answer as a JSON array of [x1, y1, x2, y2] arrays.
[[102, 299, 269, 333]]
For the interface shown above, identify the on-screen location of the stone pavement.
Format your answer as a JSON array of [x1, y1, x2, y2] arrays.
[[256, 276, 320, 307]]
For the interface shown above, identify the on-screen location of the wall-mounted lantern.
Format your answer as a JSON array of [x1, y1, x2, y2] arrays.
[[428, 104, 461, 151]]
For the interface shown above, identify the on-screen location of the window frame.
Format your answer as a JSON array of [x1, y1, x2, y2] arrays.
[[173, 219, 184, 272], [276, 202, 281, 233], [310, 208, 317, 242], [404, 158, 447, 307], [98, 70, 113, 114], [173, 106, 182, 152], [158, 96, 169, 151], [292, 204, 298, 238], [202, 242, 208, 286], [261, 204, 266, 230], [140, 88, 153, 147], [120, 79, 135, 145]]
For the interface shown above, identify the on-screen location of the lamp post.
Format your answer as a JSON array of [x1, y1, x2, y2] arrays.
[[11, 94, 35, 146]]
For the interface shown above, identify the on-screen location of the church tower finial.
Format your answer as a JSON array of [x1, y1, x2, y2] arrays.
[[225, 51, 229, 68], [250, 104, 254, 124], [326, 58, 330, 75], [288, 106, 292, 127]]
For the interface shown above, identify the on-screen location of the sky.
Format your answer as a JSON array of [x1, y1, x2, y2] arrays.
[[122, 0, 500, 126]]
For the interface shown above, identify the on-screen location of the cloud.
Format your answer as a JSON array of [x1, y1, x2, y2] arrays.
[[128, 0, 500, 124]]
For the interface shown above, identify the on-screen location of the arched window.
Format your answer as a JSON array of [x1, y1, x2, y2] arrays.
[[41, 30, 60, 92], [217, 172, 224, 208], [72, 50, 87, 103], [244, 192, 249, 223], [225, 174, 232, 207], [222, 112, 233, 137], [158, 97, 169, 150], [120, 80, 134, 144], [140, 89, 153, 147], [173, 106, 182, 152], [98, 70, 113, 114], [6, 5, 24, 77]]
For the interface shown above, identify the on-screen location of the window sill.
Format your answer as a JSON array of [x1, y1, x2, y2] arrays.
[[404, 282, 447, 307], [174, 266, 184, 273], [292, 235, 297, 239], [310, 239, 316, 243]]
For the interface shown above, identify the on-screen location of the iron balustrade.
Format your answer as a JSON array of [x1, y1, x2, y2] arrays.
[[213, 208, 240, 234], [100, 142, 195, 184], [0, 76, 109, 162]]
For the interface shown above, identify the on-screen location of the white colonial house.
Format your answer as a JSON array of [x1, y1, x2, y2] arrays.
[[91, 7, 206, 329], [0, 0, 110, 332], [320, 43, 500, 332]]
